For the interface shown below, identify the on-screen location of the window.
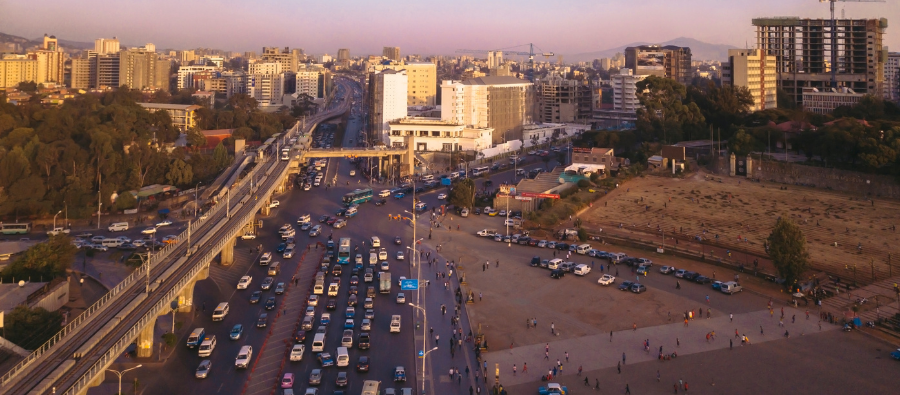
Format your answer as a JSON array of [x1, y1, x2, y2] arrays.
[[442, 143, 453, 152]]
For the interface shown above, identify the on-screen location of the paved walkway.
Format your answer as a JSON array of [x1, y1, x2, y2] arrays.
[[483, 307, 834, 386]]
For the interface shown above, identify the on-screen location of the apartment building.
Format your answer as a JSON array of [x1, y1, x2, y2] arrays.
[[721, 48, 777, 111], [261, 47, 300, 72], [177, 65, 219, 90], [296, 64, 330, 100], [753, 17, 887, 106], [94, 37, 120, 55], [0, 55, 37, 88], [370, 61, 437, 106], [367, 69, 408, 143], [594, 68, 647, 123], [536, 75, 593, 123], [387, 117, 492, 152], [31, 35, 65, 85], [802, 87, 864, 114], [440, 76, 534, 144], [886, 52, 900, 103], [624, 45, 692, 85], [119, 49, 170, 91], [383, 47, 401, 62], [138, 103, 202, 130]]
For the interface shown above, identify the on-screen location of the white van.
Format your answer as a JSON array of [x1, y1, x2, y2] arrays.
[[108, 222, 129, 232], [547, 258, 563, 270], [573, 264, 591, 276], [369, 253, 378, 265], [576, 244, 592, 255], [101, 238, 123, 248], [362, 380, 381, 395], [390, 315, 401, 333], [311, 333, 326, 352], [421, 174, 434, 182], [370, 236, 381, 247], [198, 335, 217, 357], [720, 281, 743, 294], [313, 280, 325, 295], [212, 302, 229, 321], [608, 253, 627, 263], [328, 283, 339, 296], [336, 346, 350, 367]]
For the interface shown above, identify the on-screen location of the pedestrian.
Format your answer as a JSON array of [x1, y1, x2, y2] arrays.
[[674, 384, 678, 393], [729, 313, 733, 322], [657, 369, 661, 382], [595, 379, 600, 390], [544, 351, 549, 360], [617, 361, 621, 374], [436, 334, 439, 345], [792, 314, 796, 323], [760, 325, 764, 335], [565, 351, 569, 362], [523, 363, 527, 374], [551, 322, 555, 335], [466, 366, 470, 376], [546, 343, 549, 353], [626, 384, 631, 394], [513, 364, 517, 376], [676, 338, 680, 347], [633, 322, 636, 331], [470, 386, 474, 395], [610, 331, 613, 342], [622, 352, 626, 364], [578, 365, 582, 375], [479, 292, 482, 301], [685, 381, 689, 392], [730, 339, 733, 349]]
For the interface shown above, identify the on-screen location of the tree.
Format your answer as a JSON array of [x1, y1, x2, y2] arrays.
[[212, 142, 231, 170], [4, 305, 63, 350], [1, 235, 77, 282], [448, 178, 475, 209], [729, 129, 759, 157], [766, 217, 810, 290], [636, 76, 706, 143], [166, 159, 193, 187]]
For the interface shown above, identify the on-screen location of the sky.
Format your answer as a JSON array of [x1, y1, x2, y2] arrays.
[[0, 0, 897, 58]]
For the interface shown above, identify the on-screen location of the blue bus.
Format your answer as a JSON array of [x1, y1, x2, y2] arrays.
[[337, 238, 351, 264], [342, 188, 373, 206]]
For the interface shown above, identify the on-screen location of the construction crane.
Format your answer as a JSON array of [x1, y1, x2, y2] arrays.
[[819, 0, 884, 88], [456, 43, 554, 82]]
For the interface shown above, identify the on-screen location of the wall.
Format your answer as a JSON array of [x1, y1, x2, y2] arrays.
[[27, 278, 70, 313]]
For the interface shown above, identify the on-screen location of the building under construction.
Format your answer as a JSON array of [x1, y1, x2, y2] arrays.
[[752, 17, 888, 107], [535, 75, 594, 123]]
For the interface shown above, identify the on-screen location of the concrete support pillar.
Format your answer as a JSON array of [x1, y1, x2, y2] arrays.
[[729, 153, 736, 177], [176, 279, 198, 312], [220, 237, 236, 266], [261, 197, 271, 216], [746, 155, 753, 178], [136, 321, 155, 358]]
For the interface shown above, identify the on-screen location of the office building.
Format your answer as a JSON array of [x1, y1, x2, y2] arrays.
[[261, 47, 300, 73], [69, 56, 92, 89], [753, 17, 887, 106], [367, 69, 408, 143], [247, 62, 285, 107], [178, 50, 197, 64], [802, 87, 865, 114], [721, 49, 777, 111], [488, 51, 504, 69], [624, 45, 692, 85], [886, 52, 900, 103], [94, 37, 120, 55], [26, 35, 65, 85], [536, 75, 593, 123], [0, 55, 37, 88], [119, 49, 169, 91], [177, 65, 219, 90], [441, 76, 534, 144], [383, 47, 401, 62], [370, 61, 437, 106], [296, 64, 330, 99], [95, 53, 120, 88], [138, 103, 201, 130], [594, 68, 647, 123], [337, 49, 350, 61], [387, 117, 493, 152], [222, 71, 247, 97]]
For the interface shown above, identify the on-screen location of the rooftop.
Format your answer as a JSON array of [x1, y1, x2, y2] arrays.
[[463, 76, 532, 86], [0, 282, 46, 313], [138, 103, 202, 111]]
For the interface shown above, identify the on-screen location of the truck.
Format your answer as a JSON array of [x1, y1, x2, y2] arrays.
[[46, 227, 70, 236], [476, 229, 498, 237], [379, 272, 391, 294]]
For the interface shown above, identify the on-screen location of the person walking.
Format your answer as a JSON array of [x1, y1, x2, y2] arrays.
[[578, 365, 582, 375], [551, 322, 555, 335], [729, 313, 733, 322], [565, 351, 569, 362], [523, 363, 527, 374], [584, 377, 589, 386], [595, 379, 600, 390], [610, 331, 613, 342], [617, 361, 621, 374], [625, 384, 631, 394], [513, 364, 517, 376]]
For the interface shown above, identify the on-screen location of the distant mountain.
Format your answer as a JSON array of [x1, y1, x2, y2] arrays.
[[0, 31, 93, 54], [568, 37, 739, 63]]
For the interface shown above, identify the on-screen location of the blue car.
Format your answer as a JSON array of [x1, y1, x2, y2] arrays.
[[344, 319, 354, 329], [711, 281, 724, 291], [345, 307, 356, 318], [394, 192, 406, 199], [891, 348, 900, 360], [276, 243, 287, 253], [230, 324, 243, 340]]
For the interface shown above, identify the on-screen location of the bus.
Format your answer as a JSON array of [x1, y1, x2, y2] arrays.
[[471, 166, 489, 177], [337, 238, 351, 264], [342, 188, 373, 206], [0, 223, 31, 235]]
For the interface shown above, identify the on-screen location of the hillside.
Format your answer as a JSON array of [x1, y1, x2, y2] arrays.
[[568, 37, 738, 63], [0, 31, 93, 54]]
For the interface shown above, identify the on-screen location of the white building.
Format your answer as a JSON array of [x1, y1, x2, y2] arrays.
[[440, 76, 534, 144], [370, 61, 437, 106], [177, 65, 219, 90], [368, 69, 408, 143], [247, 62, 285, 107], [595, 68, 646, 122], [296, 64, 327, 99], [721, 49, 777, 111], [886, 52, 900, 103], [387, 117, 493, 152], [802, 87, 864, 115]]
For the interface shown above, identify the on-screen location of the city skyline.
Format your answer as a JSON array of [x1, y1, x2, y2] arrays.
[[0, 0, 896, 59]]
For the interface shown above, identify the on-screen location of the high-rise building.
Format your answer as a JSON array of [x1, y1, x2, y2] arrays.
[[370, 61, 437, 106], [247, 62, 285, 107], [222, 71, 247, 97], [261, 47, 300, 73], [441, 76, 534, 144], [95, 53, 120, 88], [119, 49, 169, 91], [611, 68, 646, 113], [94, 37, 120, 55], [383, 47, 401, 62], [70, 56, 92, 89], [753, 17, 887, 106], [536, 75, 593, 123], [178, 50, 197, 64], [487, 51, 504, 69], [178, 65, 220, 90], [296, 64, 330, 99], [337, 49, 350, 61], [721, 49, 777, 111], [0, 54, 38, 88], [885, 52, 900, 103], [625, 45, 692, 85], [367, 69, 408, 143], [29, 34, 65, 85]]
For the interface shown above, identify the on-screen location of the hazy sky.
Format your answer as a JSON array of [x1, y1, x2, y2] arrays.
[[1, 0, 896, 57]]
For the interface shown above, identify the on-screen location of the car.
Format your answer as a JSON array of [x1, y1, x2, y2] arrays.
[[300, 222, 312, 231], [365, 309, 375, 320], [118, 243, 137, 250], [270, 200, 280, 208], [297, 214, 312, 224], [631, 283, 647, 293], [598, 274, 616, 285], [290, 344, 305, 361], [346, 306, 356, 318], [281, 373, 295, 389], [538, 383, 569, 395], [333, 265, 343, 276], [618, 281, 635, 291], [156, 219, 173, 227], [309, 369, 323, 385], [257, 313, 268, 327], [317, 352, 334, 367], [891, 348, 900, 360], [335, 371, 348, 387], [659, 266, 676, 274], [682, 271, 699, 281], [276, 243, 288, 253], [636, 265, 650, 276], [712, 281, 724, 291], [140, 227, 157, 235], [350, 275, 359, 285], [318, 215, 329, 223], [158, 236, 176, 245], [355, 254, 364, 265], [394, 366, 407, 382], [235, 345, 253, 369], [249, 291, 261, 303], [306, 306, 316, 317], [335, 208, 347, 217], [320, 312, 331, 326], [327, 217, 338, 226], [294, 330, 308, 343], [394, 236, 402, 245], [237, 276, 252, 289], [265, 297, 277, 310], [550, 269, 565, 279], [374, 199, 387, 206], [275, 282, 286, 294], [674, 269, 688, 278], [380, 261, 390, 271], [309, 225, 322, 237], [361, 317, 372, 330], [261, 277, 274, 290], [474, 207, 482, 215], [379, 190, 392, 197], [378, 248, 388, 260], [195, 359, 212, 379], [357, 355, 370, 371], [396, 292, 406, 304], [326, 299, 337, 310], [693, 275, 712, 284], [394, 192, 405, 199], [343, 319, 355, 330], [396, 251, 404, 260], [230, 324, 244, 340], [437, 193, 447, 200]]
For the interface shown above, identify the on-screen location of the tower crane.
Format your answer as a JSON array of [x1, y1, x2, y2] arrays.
[[456, 43, 554, 82], [819, 0, 884, 88]]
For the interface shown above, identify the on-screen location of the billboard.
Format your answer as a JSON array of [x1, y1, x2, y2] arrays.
[[520, 192, 560, 199], [637, 52, 666, 71]]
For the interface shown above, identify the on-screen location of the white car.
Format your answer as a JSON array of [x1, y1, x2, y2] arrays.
[[437, 193, 447, 200], [237, 276, 252, 289], [269, 200, 280, 208], [396, 292, 406, 304], [235, 345, 253, 369], [141, 227, 157, 235], [378, 249, 388, 261], [241, 233, 257, 240], [156, 219, 173, 227], [290, 344, 305, 362], [597, 274, 616, 286], [396, 251, 404, 260], [349, 170, 356, 176], [308, 295, 319, 306], [297, 214, 311, 224], [379, 190, 392, 198]]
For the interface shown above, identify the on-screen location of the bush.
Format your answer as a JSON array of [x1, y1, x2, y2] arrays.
[[161, 333, 177, 347], [577, 179, 590, 188], [577, 227, 588, 242]]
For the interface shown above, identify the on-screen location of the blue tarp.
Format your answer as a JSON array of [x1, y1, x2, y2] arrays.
[[158, 208, 170, 215]]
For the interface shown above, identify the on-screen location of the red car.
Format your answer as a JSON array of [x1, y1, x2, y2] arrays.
[[281, 373, 294, 388], [326, 217, 338, 226]]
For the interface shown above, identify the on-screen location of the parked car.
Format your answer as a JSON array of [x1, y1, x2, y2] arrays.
[[618, 281, 635, 291], [597, 274, 616, 285], [659, 266, 676, 274]]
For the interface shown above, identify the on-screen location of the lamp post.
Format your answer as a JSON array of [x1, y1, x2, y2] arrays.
[[410, 301, 437, 395], [194, 181, 203, 217], [97, 191, 102, 230], [52, 210, 62, 231], [107, 364, 142, 395]]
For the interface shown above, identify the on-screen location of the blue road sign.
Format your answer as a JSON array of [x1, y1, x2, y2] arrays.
[[400, 279, 419, 290], [441, 178, 452, 186], [418, 350, 424, 357]]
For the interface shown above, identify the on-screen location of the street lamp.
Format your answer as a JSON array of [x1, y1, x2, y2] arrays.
[[410, 302, 437, 395], [194, 181, 203, 217], [52, 210, 62, 231], [107, 364, 142, 395]]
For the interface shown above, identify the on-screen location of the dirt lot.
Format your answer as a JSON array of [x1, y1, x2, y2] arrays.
[[581, 170, 900, 282]]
